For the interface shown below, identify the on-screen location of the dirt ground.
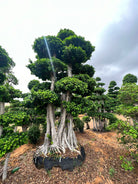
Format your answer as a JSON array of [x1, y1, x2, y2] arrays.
[[0, 130, 138, 184]]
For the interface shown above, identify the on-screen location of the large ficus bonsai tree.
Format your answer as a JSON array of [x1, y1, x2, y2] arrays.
[[27, 29, 95, 156]]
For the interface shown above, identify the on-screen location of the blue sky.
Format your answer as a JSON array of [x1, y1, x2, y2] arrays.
[[0, 0, 137, 92]]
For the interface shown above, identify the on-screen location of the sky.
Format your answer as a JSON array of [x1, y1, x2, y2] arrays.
[[0, 0, 138, 92]]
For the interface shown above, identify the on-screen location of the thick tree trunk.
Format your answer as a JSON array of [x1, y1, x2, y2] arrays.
[[92, 117, 95, 129], [67, 65, 72, 77], [36, 64, 79, 156], [67, 114, 78, 149], [0, 126, 3, 137], [0, 102, 5, 115], [86, 122, 90, 129], [22, 125, 28, 132], [43, 106, 51, 152], [49, 74, 57, 144], [57, 91, 70, 147], [57, 64, 78, 153], [37, 76, 58, 156], [49, 104, 57, 145], [0, 102, 5, 137], [50, 74, 55, 91], [14, 126, 17, 132], [95, 118, 98, 131], [57, 108, 66, 146]]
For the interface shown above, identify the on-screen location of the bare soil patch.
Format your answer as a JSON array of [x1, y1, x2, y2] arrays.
[[0, 130, 138, 184]]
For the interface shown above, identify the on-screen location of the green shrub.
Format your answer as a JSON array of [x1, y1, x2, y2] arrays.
[[108, 114, 118, 125], [2, 126, 14, 137], [107, 120, 138, 149], [73, 117, 84, 133], [28, 125, 40, 144], [0, 132, 28, 158], [107, 120, 138, 165]]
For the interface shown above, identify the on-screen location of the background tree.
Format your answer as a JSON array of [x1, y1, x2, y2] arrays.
[[108, 81, 120, 98], [107, 83, 138, 163], [0, 45, 24, 181], [0, 45, 21, 137], [116, 83, 138, 126], [89, 77, 107, 131], [88, 77, 118, 131], [123, 73, 137, 85], [106, 80, 120, 112]]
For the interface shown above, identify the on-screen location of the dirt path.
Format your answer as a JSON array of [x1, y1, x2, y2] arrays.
[[0, 130, 138, 184]]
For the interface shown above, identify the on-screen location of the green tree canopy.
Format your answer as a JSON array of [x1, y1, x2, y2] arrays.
[[0, 45, 15, 85], [32, 36, 64, 59], [28, 80, 51, 91], [27, 57, 67, 81], [56, 77, 88, 95], [72, 64, 95, 77], [63, 35, 95, 60], [62, 45, 87, 65], [118, 83, 138, 106], [116, 83, 138, 126], [57, 28, 75, 40], [123, 73, 137, 85], [0, 84, 21, 102]]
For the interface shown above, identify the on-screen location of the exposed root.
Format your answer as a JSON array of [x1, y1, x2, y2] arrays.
[[48, 144, 62, 154], [35, 140, 80, 158], [35, 143, 66, 157]]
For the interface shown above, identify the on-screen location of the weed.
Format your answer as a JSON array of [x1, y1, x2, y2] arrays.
[[120, 156, 134, 171], [47, 170, 51, 177], [91, 138, 96, 141], [109, 167, 116, 177]]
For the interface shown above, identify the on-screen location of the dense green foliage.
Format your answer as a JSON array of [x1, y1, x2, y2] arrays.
[[32, 89, 59, 106], [0, 111, 30, 128], [117, 83, 138, 105], [107, 81, 138, 167], [72, 64, 95, 77], [0, 45, 21, 105], [63, 35, 95, 60], [106, 81, 120, 112], [116, 83, 138, 126], [0, 45, 15, 84], [107, 120, 138, 150], [28, 125, 40, 144], [33, 36, 64, 59], [123, 73, 137, 85], [56, 77, 88, 95], [62, 45, 87, 65], [0, 132, 28, 158], [0, 84, 21, 102], [28, 58, 66, 81], [73, 117, 84, 133], [57, 29, 75, 41]]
